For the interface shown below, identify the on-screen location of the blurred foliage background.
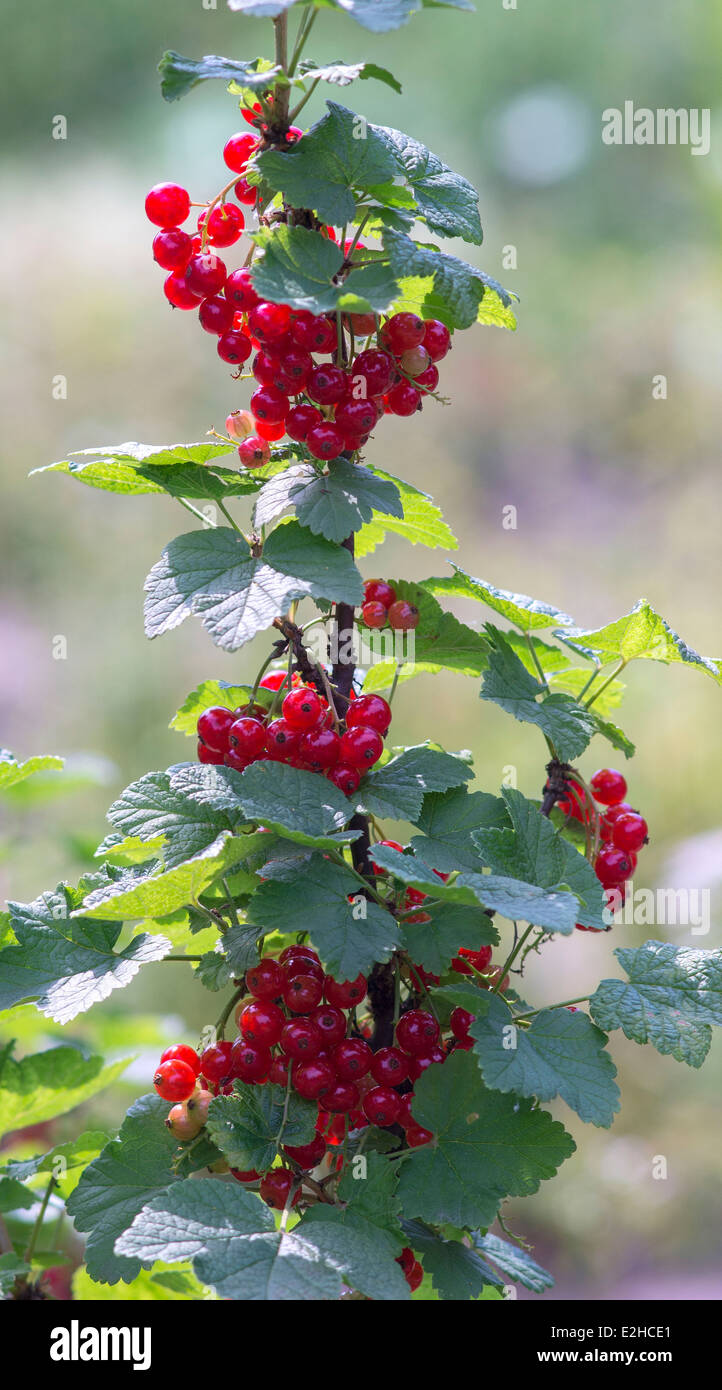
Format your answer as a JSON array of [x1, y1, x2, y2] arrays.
[[1, 0, 721, 1299]]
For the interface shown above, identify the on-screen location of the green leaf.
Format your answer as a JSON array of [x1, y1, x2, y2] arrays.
[[590, 714, 636, 760], [3, 1132, 108, 1194], [255, 458, 402, 543], [170, 680, 274, 738], [355, 469, 458, 558], [73, 1262, 210, 1300], [555, 600, 722, 683], [0, 1254, 30, 1293], [233, 760, 355, 847], [385, 232, 514, 330], [400, 1219, 499, 1299], [251, 225, 399, 316], [34, 440, 236, 491], [396, 1050, 575, 1228], [403, 903, 497, 975], [72, 833, 250, 921], [0, 1176, 36, 1212], [422, 567, 574, 631], [590, 940, 722, 1067], [158, 51, 282, 101], [361, 580, 488, 693], [247, 854, 401, 978], [263, 520, 364, 605], [481, 629, 597, 760], [457, 871, 579, 934], [256, 102, 400, 226], [473, 1232, 554, 1293], [66, 1095, 180, 1284], [0, 1045, 130, 1142], [374, 123, 481, 242], [116, 1177, 406, 1300], [206, 1083, 317, 1172], [355, 742, 474, 821], [0, 884, 171, 1022], [106, 770, 254, 869], [296, 58, 402, 94], [409, 786, 509, 873], [0, 751, 64, 794], [468, 994, 620, 1127]]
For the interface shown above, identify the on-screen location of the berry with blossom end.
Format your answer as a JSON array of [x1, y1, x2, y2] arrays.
[[363, 1086, 402, 1127], [339, 726, 384, 769], [346, 693, 392, 736], [612, 812, 648, 853], [259, 1168, 298, 1210], [388, 599, 419, 631], [164, 272, 202, 310], [327, 764, 361, 796], [185, 252, 227, 298], [422, 319, 452, 362], [362, 601, 387, 628], [153, 1059, 197, 1103], [238, 436, 270, 469], [324, 974, 367, 1009], [226, 268, 259, 312], [197, 706, 234, 753], [396, 1009, 440, 1057]]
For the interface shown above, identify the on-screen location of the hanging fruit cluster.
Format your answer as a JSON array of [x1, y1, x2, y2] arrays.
[[361, 579, 419, 633], [551, 767, 649, 927], [144, 118, 453, 470]]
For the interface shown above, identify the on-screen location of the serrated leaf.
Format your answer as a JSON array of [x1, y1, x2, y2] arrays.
[[0, 1045, 130, 1142], [356, 742, 473, 821], [256, 101, 400, 226], [473, 1232, 554, 1293], [71, 834, 249, 921], [251, 225, 399, 316], [481, 629, 597, 760], [116, 1177, 407, 1300], [457, 871, 579, 933], [158, 51, 282, 101], [256, 458, 402, 543], [469, 994, 620, 1127], [66, 1095, 180, 1284], [355, 468, 458, 558], [0, 751, 64, 794], [106, 770, 253, 869], [385, 232, 514, 330], [590, 940, 722, 1067], [263, 520, 364, 604], [247, 854, 401, 978], [296, 58, 402, 94], [0, 885, 171, 1023], [234, 760, 354, 846], [34, 441, 236, 486], [374, 123, 481, 242], [410, 786, 509, 873], [396, 1050, 575, 1228], [72, 1262, 210, 1300], [555, 600, 722, 683], [3, 1132, 108, 1191], [206, 1083, 317, 1171], [361, 580, 488, 693], [422, 567, 574, 631], [400, 1219, 500, 1298], [170, 680, 274, 737], [403, 902, 497, 975], [0, 1176, 36, 1212]]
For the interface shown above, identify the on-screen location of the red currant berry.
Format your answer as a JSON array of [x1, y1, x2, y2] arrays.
[[185, 252, 227, 297], [611, 812, 648, 853], [369, 1046, 409, 1087], [351, 349, 395, 396], [281, 1018, 323, 1060], [363, 1086, 401, 1127], [458, 945, 493, 973], [269, 1055, 291, 1086], [384, 312, 425, 352], [554, 777, 591, 822], [335, 398, 377, 435], [283, 973, 324, 1015], [324, 974, 367, 1009], [299, 727, 341, 770], [164, 272, 202, 309], [397, 1093, 416, 1128], [396, 1009, 440, 1057], [228, 717, 268, 761], [145, 182, 190, 228], [282, 686, 323, 731], [306, 365, 347, 405], [387, 599, 419, 631], [406, 1125, 433, 1148], [283, 1134, 327, 1169], [327, 763, 361, 795], [231, 1168, 261, 1183], [240, 1000, 284, 1047], [265, 718, 301, 761], [331, 1038, 372, 1082], [599, 802, 633, 837], [319, 1081, 359, 1114], [364, 580, 396, 609], [226, 410, 254, 441], [590, 768, 628, 806], [286, 403, 322, 442], [291, 311, 337, 353], [197, 706, 234, 753], [345, 693, 392, 736], [362, 600, 387, 629], [279, 944, 320, 965], [153, 228, 192, 271], [594, 845, 635, 887], [229, 1038, 271, 1083], [226, 268, 259, 311], [250, 384, 289, 424], [276, 347, 314, 391], [199, 1041, 233, 1084], [293, 1057, 336, 1100], [406, 1260, 424, 1291], [450, 1007, 474, 1041], [246, 956, 285, 999], [217, 328, 252, 365], [198, 296, 234, 335], [204, 202, 245, 246], [422, 319, 452, 362], [223, 132, 258, 173], [234, 176, 257, 206], [386, 380, 421, 416], [339, 726, 384, 769], [349, 311, 377, 336], [248, 301, 291, 342], [310, 1004, 347, 1048], [259, 1167, 298, 1210], [414, 362, 440, 391], [160, 1044, 201, 1076], [306, 422, 345, 460], [407, 1044, 445, 1081], [153, 1058, 197, 1103], [238, 435, 271, 469]]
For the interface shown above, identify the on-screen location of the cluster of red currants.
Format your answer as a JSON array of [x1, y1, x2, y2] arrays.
[[360, 579, 419, 633], [144, 126, 453, 470], [554, 767, 649, 926], [195, 671, 392, 797]]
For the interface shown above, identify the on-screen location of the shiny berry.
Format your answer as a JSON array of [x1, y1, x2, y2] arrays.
[[231, 1168, 261, 1183], [299, 727, 341, 770], [246, 956, 285, 1000], [415, 362, 440, 391], [331, 1038, 372, 1081], [283, 1134, 327, 1169], [450, 1007, 474, 1041], [199, 1041, 233, 1084], [160, 1044, 201, 1076], [324, 974, 367, 1009], [363, 1086, 401, 1127], [234, 176, 257, 206], [264, 718, 300, 761], [386, 380, 421, 416], [217, 328, 252, 364], [310, 1004, 347, 1048], [352, 349, 395, 396], [282, 686, 323, 730], [223, 132, 258, 173], [345, 693, 392, 736], [423, 319, 452, 361], [286, 403, 322, 442], [406, 1125, 433, 1148], [204, 202, 245, 246], [229, 1038, 271, 1082], [224, 748, 248, 771], [364, 580, 396, 608], [400, 345, 431, 377], [306, 422, 344, 460], [185, 252, 227, 297], [293, 1058, 335, 1100], [226, 268, 259, 311], [339, 726, 384, 769], [164, 272, 202, 309], [228, 717, 268, 760], [388, 599, 419, 631], [197, 706, 234, 753], [248, 301, 291, 342], [291, 311, 337, 353], [145, 182, 190, 228], [283, 973, 324, 1015], [153, 228, 192, 271], [279, 945, 320, 965], [240, 1000, 284, 1047], [384, 312, 425, 352], [250, 384, 289, 424], [327, 764, 361, 795], [396, 1010, 440, 1057], [370, 1046, 409, 1087], [238, 435, 271, 469], [599, 802, 634, 837], [590, 768, 628, 806], [269, 1055, 291, 1086], [281, 1018, 323, 1060], [260, 1167, 298, 1210], [611, 812, 648, 852], [319, 1081, 359, 1113], [153, 1059, 197, 1102], [277, 347, 314, 390], [362, 601, 387, 628], [595, 845, 634, 887], [198, 296, 234, 335], [407, 1044, 445, 1080], [306, 365, 347, 405]]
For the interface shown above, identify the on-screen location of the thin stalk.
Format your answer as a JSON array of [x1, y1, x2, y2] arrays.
[[514, 996, 590, 1022], [288, 8, 317, 76], [583, 658, 627, 710], [388, 661, 404, 705], [525, 630, 549, 690], [250, 649, 280, 706], [344, 211, 371, 263], [575, 664, 603, 703], [494, 923, 534, 990], [176, 497, 216, 527], [24, 1175, 56, 1263], [216, 499, 243, 534], [288, 77, 321, 126], [163, 954, 204, 962], [215, 985, 245, 1040]]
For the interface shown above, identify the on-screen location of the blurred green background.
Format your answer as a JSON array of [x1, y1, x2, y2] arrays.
[[1, 0, 721, 1299]]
